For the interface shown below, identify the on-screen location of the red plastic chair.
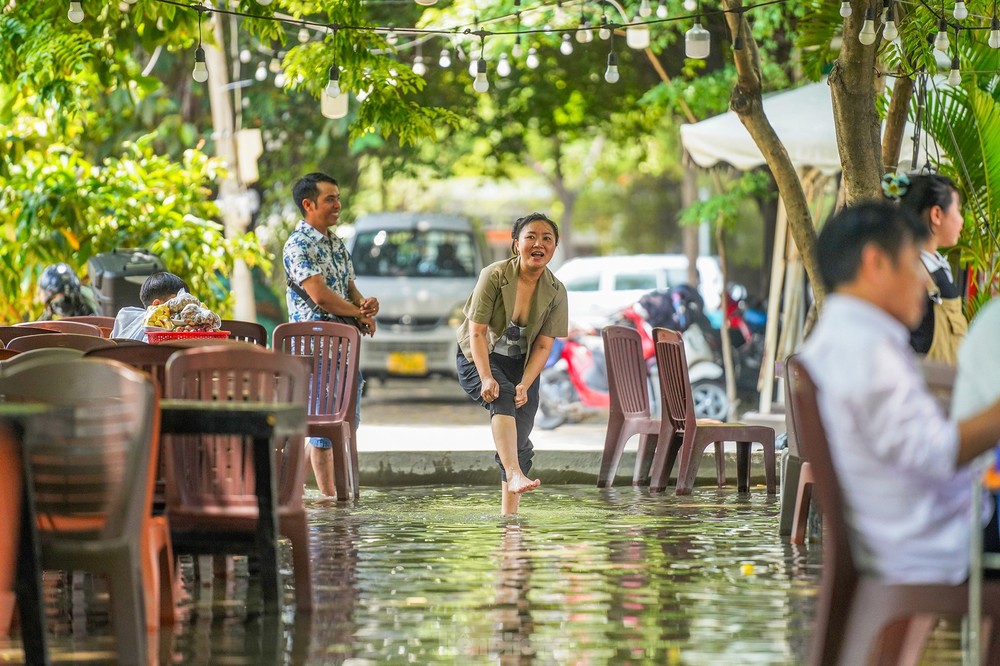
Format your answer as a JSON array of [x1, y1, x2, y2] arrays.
[[648, 327, 776, 495], [597, 325, 662, 487], [0, 358, 168, 662], [61, 315, 116, 329], [272, 321, 361, 501], [6, 333, 116, 353], [16, 320, 103, 336], [785, 354, 1000, 665], [0, 326, 50, 347], [164, 345, 313, 610], [220, 319, 268, 346]]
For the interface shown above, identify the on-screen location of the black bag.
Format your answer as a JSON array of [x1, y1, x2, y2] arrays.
[[286, 278, 366, 332]]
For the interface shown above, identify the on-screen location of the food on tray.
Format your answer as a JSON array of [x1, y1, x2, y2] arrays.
[[143, 289, 222, 332]]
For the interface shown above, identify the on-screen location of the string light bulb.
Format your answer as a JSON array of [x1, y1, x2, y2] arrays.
[[439, 49, 451, 68], [192, 47, 209, 82], [683, 0, 697, 11], [414, 0, 438, 5], [604, 51, 619, 83], [953, 1, 967, 20], [257, 0, 273, 5], [947, 55, 961, 84], [882, 4, 898, 40], [639, 0, 652, 17], [497, 52, 512, 77], [473, 59, 490, 93], [626, 18, 651, 49], [526, 47, 540, 69], [325, 65, 341, 98], [990, 17, 1000, 48], [656, 0, 668, 18], [560, 34, 575, 55], [298, 27, 311, 43], [512, 36, 523, 58], [68, 1, 84, 23], [576, 19, 594, 43], [685, 19, 711, 58], [839, 1, 852, 18], [255, 61, 267, 81], [934, 19, 950, 52], [599, 16, 612, 40], [858, 7, 877, 45], [412, 55, 426, 76]]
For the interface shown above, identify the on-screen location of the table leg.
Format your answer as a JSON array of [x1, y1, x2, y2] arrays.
[[253, 435, 281, 613], [15, 470, 50, 665]]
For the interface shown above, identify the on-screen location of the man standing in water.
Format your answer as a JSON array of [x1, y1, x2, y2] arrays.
[[455, 213, 568, 515], [284, 172, 378, 497]]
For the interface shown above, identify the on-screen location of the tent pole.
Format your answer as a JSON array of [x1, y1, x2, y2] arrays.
[[758, 192, 789, 414]]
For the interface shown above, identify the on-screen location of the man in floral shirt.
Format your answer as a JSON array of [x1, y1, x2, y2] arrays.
[[284, 172, 378, 496]]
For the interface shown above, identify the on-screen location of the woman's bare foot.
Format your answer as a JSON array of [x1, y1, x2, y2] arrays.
[[506, 472, 541, 495]]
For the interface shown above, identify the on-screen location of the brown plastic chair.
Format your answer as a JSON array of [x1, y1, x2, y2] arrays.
[[164, 345, 313, 610], [221, 319, 268, 346], [61, 315, 116, 329], [0, 422, 21, 638], [648, 327, 776, 495], [785, 354, 1000, 665], [597, 325, 661, 487], [0, 358, 169, 663], [0, 349, 16, 361], [0, 348, 86, 377], [0, 326, 50, 347], [272, 321, 361, 501], [16, 320, 103, 336], [6, 333, 117, 353]]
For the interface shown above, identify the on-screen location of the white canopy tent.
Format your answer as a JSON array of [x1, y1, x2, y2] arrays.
[[678, 79, 933, 414]]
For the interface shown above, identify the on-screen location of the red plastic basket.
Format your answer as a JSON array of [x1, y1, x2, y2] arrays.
[[146, 330, 231, 344]]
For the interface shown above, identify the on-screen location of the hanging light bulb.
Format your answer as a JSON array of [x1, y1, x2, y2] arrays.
[[656, 0, 668, 18], [255, 61, 267, 81], [934, 19, 950, 52], [412, 55, 426, 76], [576, 20, 594, 44], [685, 20, 711, 58], [325, 65, 341, 98], [257, 0, 273, 5], [599, 16, 612, 40], [883, 14, 898, 40], [858, 7, 877, 45], [67, 1, 84, 23], [512, 37, 523, 58], [683, 0, 697, 11], [192, 46, 209, 82], [269, 55, 282, 73], [839, 1, 852, 18], [386, 28, 398, 46], [239, 48, 252, 64], [415, 0, 438, 5], [947, 55, 961, 85], [604, 51, 619, 83], [274, 72, 286, 88], [639, 0, 652, 18], [298, 28, 311, 43], [526, 47, 540, 69], [321, 90, 349, 119], [953, 1, 968, 20], [990, 17, 1000, 49], [560, 34, 575, 55], [469, 55, 479, 78], [497, 52, 512, 77], [439, 49, 452, 68], [473, 59, 490, 93], [627, 17, 651, 49]]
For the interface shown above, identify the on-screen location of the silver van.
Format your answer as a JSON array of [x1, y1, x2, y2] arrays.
[[346, 213, 486, 381]]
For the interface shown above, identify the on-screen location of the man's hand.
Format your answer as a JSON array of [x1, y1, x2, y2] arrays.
[[359, 297, 379, 317], [357, 315, 376, 337]]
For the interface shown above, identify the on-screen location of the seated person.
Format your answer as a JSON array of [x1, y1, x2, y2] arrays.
[[37, 263, 98, 319], [111, 271, 188, 341], [799, 201, 1000, 584]]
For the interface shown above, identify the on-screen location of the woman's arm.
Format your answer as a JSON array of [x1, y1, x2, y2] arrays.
[[514, 334, 555, 408], [470, 321, 499, 402]]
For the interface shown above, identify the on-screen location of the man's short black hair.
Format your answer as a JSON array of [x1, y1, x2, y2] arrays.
[[140, 272, 188, 307], [816, 201, 929, 293], [293, 172, 339, 216]]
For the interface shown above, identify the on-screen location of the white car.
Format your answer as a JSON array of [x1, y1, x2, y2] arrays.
[[555, 254, 724, 328]]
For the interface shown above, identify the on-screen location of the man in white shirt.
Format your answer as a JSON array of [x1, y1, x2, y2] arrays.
[[800, 201, 1000, 584]]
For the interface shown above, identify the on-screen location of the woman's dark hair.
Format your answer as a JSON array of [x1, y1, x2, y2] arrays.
[[898, 173, 957, 226], [510, 213, 559, 254], [816, 201, 929, 293]]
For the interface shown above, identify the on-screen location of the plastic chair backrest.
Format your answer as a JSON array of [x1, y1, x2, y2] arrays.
[[220, 319, 268, 346], [652, 328, 690, 431], [16, 320, 103, 337], [0, 326, 50, 346], [272, 321, 360, 426], [0, 349, 16, 361], [62, 315, 116, 329], [6, 333, 117, 353], [164, 345, 309, 509], [602, 325, 652, 417], [0, 358, 156, 544], [85, 344, 178, 395], [0, 347, 86, 378]]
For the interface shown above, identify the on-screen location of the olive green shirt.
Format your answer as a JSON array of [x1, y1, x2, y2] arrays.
[[456, 257, 569, 366]]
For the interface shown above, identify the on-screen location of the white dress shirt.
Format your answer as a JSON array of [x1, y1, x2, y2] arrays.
[[800, 294, 973, 584]]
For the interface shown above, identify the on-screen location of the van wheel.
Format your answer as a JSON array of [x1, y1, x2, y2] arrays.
[[691, 380, 728, 421]]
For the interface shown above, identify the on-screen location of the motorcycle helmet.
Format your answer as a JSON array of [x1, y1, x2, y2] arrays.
[[38, 263, 95, 317]]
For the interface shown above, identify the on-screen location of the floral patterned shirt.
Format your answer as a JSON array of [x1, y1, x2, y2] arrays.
[[283, 220, 355, 322]]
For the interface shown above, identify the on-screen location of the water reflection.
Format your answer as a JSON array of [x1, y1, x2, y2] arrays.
[[1, 485, 825, 665]]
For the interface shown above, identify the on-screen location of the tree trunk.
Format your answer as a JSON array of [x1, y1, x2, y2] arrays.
[[721, 0, 825, 306], [882, 76, 913, 173], [828, 1, 883, 203]]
